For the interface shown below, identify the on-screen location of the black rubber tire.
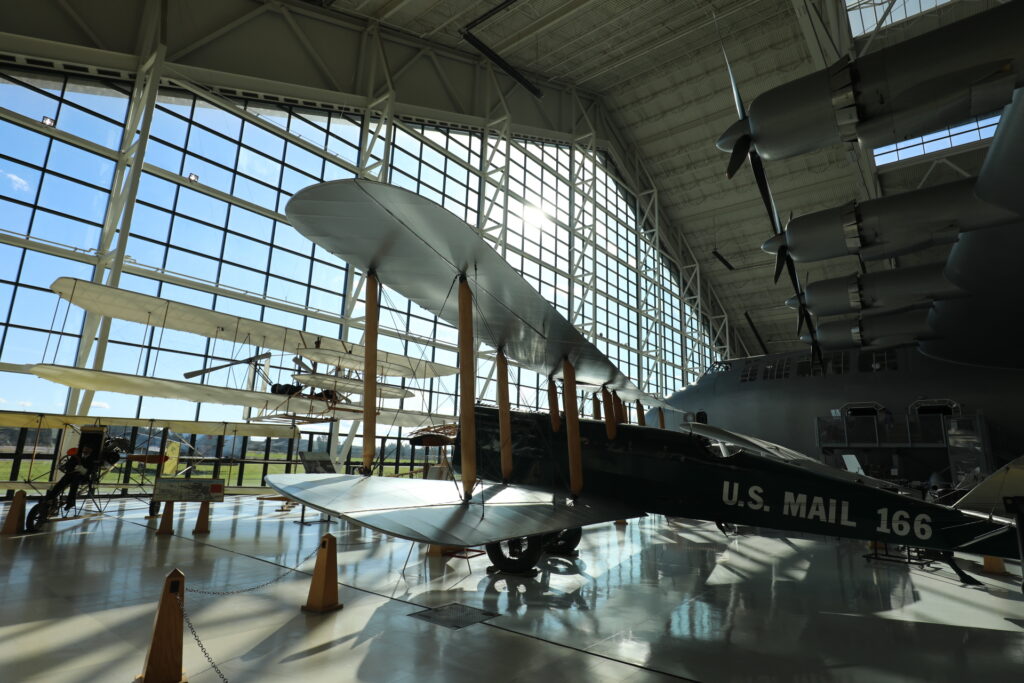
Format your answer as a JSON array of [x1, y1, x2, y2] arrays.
[[149, 500, 161, 517], [485, 535, 545, 573], [544, 527, 583, 555], [25, 502, 50, 533]]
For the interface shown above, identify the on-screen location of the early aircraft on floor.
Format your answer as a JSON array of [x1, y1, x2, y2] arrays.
[[674, 2, 1024, 485], [267, 179, 1024, 589], [30, 277, 457, 428]]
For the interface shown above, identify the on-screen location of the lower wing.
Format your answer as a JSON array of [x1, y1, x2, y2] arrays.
[[265, 473, 644, 547]]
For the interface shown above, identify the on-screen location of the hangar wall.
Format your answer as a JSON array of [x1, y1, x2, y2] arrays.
[[0, 0, 728, 484]]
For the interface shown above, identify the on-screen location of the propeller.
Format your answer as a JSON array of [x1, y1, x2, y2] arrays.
[[719, 44, 823, 365]]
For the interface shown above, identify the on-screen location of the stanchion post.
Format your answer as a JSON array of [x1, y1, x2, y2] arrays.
[[302, 533, 343, 613], [134, 568, 187, 682], [192, 501, 211, 535], [1, 490, 26, 535], [156, 501, 175, 536]]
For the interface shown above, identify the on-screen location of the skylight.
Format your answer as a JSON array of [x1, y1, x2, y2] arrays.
[[873, 113, 1000, 165], [846, 0, 953, 37]]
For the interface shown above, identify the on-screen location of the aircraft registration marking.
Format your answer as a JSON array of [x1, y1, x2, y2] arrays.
[[721, 480, 857, 528], [720, 481, 937, 540]]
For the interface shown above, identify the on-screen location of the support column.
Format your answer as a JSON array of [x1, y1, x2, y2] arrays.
[[613, 392, 626, 424], [74, 0, 167, 418], [458, 276, 476, 500], [562, 359, 583, 496], [592, 394, 602, 420], [601, 387, 616, 440], [547, 377, 561, 432], [635, 400, 646, 426], [496, 348, 513, 481], [361, 271, 379, 475], [658, 407, 666, 430]]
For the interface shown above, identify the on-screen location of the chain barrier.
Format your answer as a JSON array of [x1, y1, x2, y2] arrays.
[[185, 545, 321, 596], [177, 592, 229, 683], [174, 543, 321, 682]]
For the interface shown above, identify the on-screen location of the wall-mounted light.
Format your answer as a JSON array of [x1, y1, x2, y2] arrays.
[[41, 116, 55, 127], [187, 173, 199, 183]]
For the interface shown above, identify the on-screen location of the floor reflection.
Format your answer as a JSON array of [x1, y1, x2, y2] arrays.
[[0, 496, 1021, 683]]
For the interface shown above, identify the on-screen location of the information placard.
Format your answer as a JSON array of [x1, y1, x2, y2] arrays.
[[152, 478, 225, 502]]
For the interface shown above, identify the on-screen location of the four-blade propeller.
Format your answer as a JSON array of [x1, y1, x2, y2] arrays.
[[718, 46, 823, 364]]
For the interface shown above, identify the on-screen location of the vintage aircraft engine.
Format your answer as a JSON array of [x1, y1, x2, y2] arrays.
[[718, 1, 1024, 162], [763, 178, 1016, 264]]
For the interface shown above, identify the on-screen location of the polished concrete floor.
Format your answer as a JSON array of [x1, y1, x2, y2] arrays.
[[1, 496, 1022, 682]]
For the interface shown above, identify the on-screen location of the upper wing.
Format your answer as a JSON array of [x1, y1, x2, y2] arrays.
[[265, 473, 643, 547], [285, 179, 670, 406], [50, 277, 455, 379]]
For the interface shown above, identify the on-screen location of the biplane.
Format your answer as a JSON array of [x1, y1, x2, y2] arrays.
[[266, 179, 1024, 588], [29, 277, 458, 428]]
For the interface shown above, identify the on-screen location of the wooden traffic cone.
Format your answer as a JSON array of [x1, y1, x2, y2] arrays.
[[302, 533, 343, 613], [1, 490, 26, 535], [983, 556, 1007, 574], [135, 568, 187, 682], [156, 501, 175, 536], [191, 502, 211, 535]]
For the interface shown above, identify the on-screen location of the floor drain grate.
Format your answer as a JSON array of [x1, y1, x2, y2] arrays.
[[409, 603, 498, 629]]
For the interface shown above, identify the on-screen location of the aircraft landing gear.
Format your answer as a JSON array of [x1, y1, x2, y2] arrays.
[[485, 535, 546, 575], [940, 551, 983, 586], [25, 500, 53, 533], [485, 528, 583, 573], [544, 527, 582, 557]]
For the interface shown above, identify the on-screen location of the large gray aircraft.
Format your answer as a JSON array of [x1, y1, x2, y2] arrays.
[[667, 1, 1024, 486]]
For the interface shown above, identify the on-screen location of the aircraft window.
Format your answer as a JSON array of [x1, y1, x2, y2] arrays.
[[812, 352, 847, 376], [762, 357, 791, 380], [858, 348, 898, 373], [739, 360, 759, 382]]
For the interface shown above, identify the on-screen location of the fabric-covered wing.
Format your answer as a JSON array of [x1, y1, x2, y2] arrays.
[[29, 364, 448, 428], [285, 179, 668, 406], [265, 473, 644, 547], [50, 277, 451, 379], [953, 455, 1024, 515]]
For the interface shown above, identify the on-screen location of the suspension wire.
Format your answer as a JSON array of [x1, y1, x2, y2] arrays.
[[136, 311, 152, 375], [40, 281, 69, 364]]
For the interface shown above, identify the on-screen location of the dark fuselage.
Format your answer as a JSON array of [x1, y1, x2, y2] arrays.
[[457, 407, 1018, 558], [662, 346, 1024, 468]]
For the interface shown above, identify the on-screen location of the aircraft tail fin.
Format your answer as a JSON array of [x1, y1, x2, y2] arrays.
[[952, 455, 1024, 516]]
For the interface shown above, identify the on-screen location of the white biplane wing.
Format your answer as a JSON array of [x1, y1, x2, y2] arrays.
[[29, 364, 448, 429], [50, 277, 456, 379]]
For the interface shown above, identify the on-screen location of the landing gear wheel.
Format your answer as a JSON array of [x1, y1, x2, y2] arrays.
[[544, 527, 582, 556], [149, 500, 161, 517], [485, 535, 545, 574], [25, 501, 51, 533]]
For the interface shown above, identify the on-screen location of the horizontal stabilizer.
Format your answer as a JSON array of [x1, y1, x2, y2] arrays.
[[952, 455, 1024, 516], [264, 473, 644, 547]]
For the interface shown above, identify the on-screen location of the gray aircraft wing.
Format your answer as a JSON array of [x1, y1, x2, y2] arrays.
[[285, 179, 670, 407], [265, 473, 643, 547]]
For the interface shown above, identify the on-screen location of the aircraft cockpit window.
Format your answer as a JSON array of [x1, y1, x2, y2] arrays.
[[739, 360, 760, 382], [762, 357, 792, 380], [858, 348, 898, 372], [808, 351, 848, 376]]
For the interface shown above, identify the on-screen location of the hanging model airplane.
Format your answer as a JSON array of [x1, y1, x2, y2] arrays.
[[671, 2, 1024, 489], [265, 179, 1024, 589]]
